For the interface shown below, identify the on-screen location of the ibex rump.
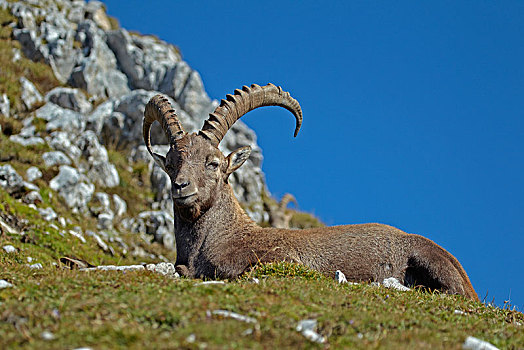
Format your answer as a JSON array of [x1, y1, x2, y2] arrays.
[[142, 83, 478, 300]]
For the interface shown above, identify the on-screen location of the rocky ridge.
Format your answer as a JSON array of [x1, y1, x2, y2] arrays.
[[0, 0, 271, 254]]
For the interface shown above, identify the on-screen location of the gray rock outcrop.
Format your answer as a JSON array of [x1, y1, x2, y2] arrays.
[[49, 165, 94, 213], [42, 151, 72, 167], [0, 164, 25, 196], [75, 131, 119, 188], [26, 167, 42, 182], [19, 77, 43, 110], [2, 0, 273, 247], [45, 87, 92, 114]]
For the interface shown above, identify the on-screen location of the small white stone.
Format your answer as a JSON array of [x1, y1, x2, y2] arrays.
[[27, 257, 33, 263], [41, 330, 55, 340], [81, 265, 145, 272], [211, 310, 257, 324], [195, 281, 225, 286], [0, 279, 14, 289], [335, 270, 347, 283], [3, 245, 16, 253], [29, 263, 43, 269], [69, 230, 86, 243], [185, 334, 196, 343], [296, 319, 326, 344], [454, 309, 467, 315], [145, 263, 178, 278], [382, 277, 411, 291], [241, 328, 254, 336], [26, 166, 42, 182], [462, 336, 499, 350]]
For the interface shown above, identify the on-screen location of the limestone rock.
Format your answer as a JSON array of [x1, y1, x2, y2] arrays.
[[97, 212, 114, 230], [296, 319, 326, 344], [177, 70, 212, 118], [75, 131, 119, 188], [23, 190, 43, 205], [12, 28, 48, 63], [150, 164, 173, 214], [106, 28, 180, 91], [85, 99, 114, 135], [46, 131, 82, 160], [112, 194, 127, 217], [26, 166, 42, 182], [42, 151, 72, 167], [0, 280, 14, 289], [158, 61, 191, 101], [145, 262, 179, 278], [19, 77, 43, 110], [45, 87, 92, 114], [0, 93, 9, 117], [49, 165, 94, 213], [36, 102, 86, 134], [0, 164, 25, 196], [69, 21, 129, 99], [85, 1, 112, 31], [3, 245, 17, 253], [127, 211, 175, 250], [38, 207, 58, 221], [9, 134, 45, 146]]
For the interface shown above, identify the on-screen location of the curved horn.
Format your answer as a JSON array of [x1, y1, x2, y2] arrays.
[[279, 194, 297, 211], [143, 94, 186, 157], [199, 83, 302, 146]]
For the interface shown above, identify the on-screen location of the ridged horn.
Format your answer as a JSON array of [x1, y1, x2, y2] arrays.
[[143, 94, 186, 157], [199, 83, 302, 146], [279, 194, 297, 211]]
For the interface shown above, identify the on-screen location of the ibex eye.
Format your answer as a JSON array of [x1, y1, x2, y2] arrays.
[[207, 161, 219, 170]]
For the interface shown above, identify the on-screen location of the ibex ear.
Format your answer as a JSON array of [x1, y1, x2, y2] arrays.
[[226, 146, 251, 175], [152, 153, 167, 172]]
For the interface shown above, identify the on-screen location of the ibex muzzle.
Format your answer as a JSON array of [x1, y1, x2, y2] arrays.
[[142, 83, 478, 300], [172, 168, 197, 201]]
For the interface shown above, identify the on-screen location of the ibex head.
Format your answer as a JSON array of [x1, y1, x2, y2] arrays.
[[143, 83, 302, 221]]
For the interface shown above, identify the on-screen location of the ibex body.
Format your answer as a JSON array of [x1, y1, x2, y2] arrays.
[[266, 194, 297, 229], [143, 84, 478, 300]]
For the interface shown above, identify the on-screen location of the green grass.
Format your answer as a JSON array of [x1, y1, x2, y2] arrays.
[[0, 260, 522, 349]]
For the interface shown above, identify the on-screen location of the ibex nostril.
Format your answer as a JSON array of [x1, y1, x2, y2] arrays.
[[174, 181, 190, 190]]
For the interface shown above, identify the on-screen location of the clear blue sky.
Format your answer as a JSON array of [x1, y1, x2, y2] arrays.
[[103, 0, 524, 309]]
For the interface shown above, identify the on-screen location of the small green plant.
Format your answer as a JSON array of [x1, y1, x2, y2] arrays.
[[244, 261, 326, 281]]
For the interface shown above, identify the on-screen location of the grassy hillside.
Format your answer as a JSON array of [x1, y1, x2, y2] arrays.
[[1, 255, 523, 349]]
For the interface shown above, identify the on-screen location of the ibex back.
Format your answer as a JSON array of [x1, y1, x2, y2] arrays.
[[142, 83, 478, 300]]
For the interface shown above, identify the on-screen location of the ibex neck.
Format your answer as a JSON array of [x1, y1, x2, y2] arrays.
[[173, 184, 255, 264]]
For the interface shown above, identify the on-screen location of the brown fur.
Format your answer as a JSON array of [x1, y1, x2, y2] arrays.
[[155, 133, 478, 300]]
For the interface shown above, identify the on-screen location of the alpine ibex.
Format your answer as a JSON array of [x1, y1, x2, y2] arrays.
[[143, 83, 478, 300], [265, 194, 297, 229]]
